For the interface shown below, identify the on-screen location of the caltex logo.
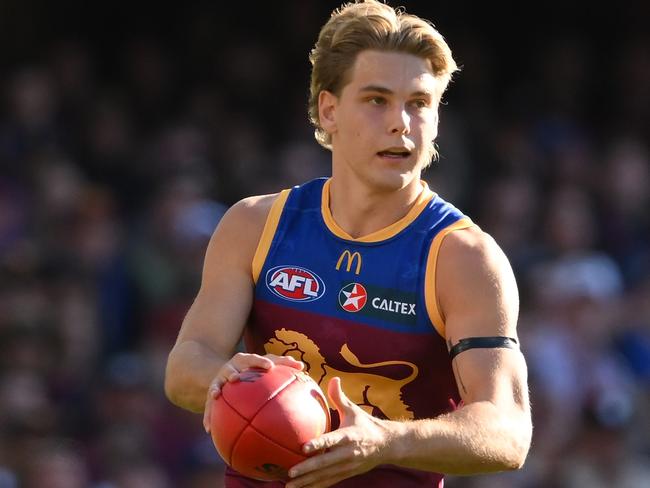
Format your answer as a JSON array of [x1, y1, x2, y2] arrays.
[[338, 283, 368, 312]]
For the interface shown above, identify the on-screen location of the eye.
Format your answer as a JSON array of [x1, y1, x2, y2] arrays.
[[410, 99, 428, 109], [368, 96, 387, 106]]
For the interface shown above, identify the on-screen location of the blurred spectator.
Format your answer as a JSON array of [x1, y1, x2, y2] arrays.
[[19, 440, 89, 488]]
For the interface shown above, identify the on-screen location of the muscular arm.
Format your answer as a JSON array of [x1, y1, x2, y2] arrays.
[[164, 194, 275, 413], [287, 227, 532, 486], [388, 227, 532, 474]]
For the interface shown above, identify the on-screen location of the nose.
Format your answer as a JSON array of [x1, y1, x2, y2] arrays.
[[388, 105, 410, 135]]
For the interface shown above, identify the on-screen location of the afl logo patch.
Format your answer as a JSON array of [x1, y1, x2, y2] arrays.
[[338, 283, 368, 312], [266, 266, 326, 302]]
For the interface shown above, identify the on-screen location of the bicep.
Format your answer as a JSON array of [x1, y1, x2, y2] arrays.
[[438, 229, 528, 409], [174, 201, 262, 359]]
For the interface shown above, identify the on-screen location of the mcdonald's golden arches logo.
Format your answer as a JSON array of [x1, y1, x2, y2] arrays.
[[336, 250, 362, 275]]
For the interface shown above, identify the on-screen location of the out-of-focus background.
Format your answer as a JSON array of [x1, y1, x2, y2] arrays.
[[1, 1, 648, 487]]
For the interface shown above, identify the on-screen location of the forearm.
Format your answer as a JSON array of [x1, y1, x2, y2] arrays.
[[165, 340, 227, 413], [387, 401, 531, 475]]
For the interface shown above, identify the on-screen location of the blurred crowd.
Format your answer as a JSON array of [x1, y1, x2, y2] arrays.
[[1, 1, 649, 487]]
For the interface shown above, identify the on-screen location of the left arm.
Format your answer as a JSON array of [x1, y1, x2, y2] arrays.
[[287, 227, 532, 487]]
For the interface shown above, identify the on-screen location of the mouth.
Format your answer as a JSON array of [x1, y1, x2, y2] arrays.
[[377, 147, 412, 160]]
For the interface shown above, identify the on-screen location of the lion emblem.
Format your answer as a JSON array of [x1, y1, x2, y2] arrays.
[[264, 328, 418, 420]]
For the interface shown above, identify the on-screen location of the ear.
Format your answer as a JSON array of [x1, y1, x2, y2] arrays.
[[318, 90, 338, 136], [430, 109, 439, 141]]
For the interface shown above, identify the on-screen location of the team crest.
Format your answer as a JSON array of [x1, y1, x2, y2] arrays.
[[264, 328, 418, 420], [338, 283, 368, 312], [266, 265, 325, 302]]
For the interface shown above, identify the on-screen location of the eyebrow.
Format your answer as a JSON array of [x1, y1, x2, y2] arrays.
[[359, 85, 433, 98]]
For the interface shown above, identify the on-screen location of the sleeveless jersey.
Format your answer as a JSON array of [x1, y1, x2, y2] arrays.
[[227, 177, 474, 487]]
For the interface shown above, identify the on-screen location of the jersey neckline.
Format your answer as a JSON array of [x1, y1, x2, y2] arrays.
[[320, 178, 435, 243]]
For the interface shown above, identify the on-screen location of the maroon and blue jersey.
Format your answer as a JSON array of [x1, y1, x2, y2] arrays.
[[229, 177, 474, 487]]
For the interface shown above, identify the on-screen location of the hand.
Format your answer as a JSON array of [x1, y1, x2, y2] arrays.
[[203, 353, 303, 433], [286, 377, 395, 488]]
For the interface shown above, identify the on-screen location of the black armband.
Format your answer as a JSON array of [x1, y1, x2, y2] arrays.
[[448, 336, 519, 361]]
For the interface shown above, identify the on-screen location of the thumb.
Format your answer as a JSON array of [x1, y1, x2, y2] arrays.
[[327, 377, 357, 419]]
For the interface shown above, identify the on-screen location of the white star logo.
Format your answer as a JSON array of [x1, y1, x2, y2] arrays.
[[342, 285, 363, 307], [338, 283, 368, 312]]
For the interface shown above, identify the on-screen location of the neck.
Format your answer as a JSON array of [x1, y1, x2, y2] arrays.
[[327, 176, 424, 239]]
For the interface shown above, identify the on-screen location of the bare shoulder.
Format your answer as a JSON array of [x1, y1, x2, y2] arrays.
[[224, 192, 280, 230], [437, 226, 519, 339], [439, 226, 510, 272], [215, 193, 280, 240], [202, 192, 282, 278]]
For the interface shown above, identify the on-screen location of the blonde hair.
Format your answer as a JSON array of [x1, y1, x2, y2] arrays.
[[308, 0, 458, 151]]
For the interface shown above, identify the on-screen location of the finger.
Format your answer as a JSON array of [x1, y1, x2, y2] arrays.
[[203, 375, 225, 432], [203, 383, 221, 432], [293, 441, 351, 474], [302, 429, 350, 455], [266, 354, 305, 370], [327, 377, 356, 416], [207, 376, 224, 395], [288, 472, 352, 488], [220, 355, 270, 386], [203, 392, 214, 433], [221, 362, 243, 382], [229, 352, 274, 372], [287, 459, 358, 488], [205, 353, 275, 433]]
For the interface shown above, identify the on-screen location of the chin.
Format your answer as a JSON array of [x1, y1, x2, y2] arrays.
[[368, 170, 416, 192]]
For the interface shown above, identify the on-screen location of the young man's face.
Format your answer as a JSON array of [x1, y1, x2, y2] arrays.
[[319, 50, 441, 191]]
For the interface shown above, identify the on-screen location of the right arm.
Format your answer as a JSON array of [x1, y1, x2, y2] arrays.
[[164, 194, 302, 423]]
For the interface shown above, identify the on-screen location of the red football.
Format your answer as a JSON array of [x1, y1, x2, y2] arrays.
[[210, 365, 331, 481]]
